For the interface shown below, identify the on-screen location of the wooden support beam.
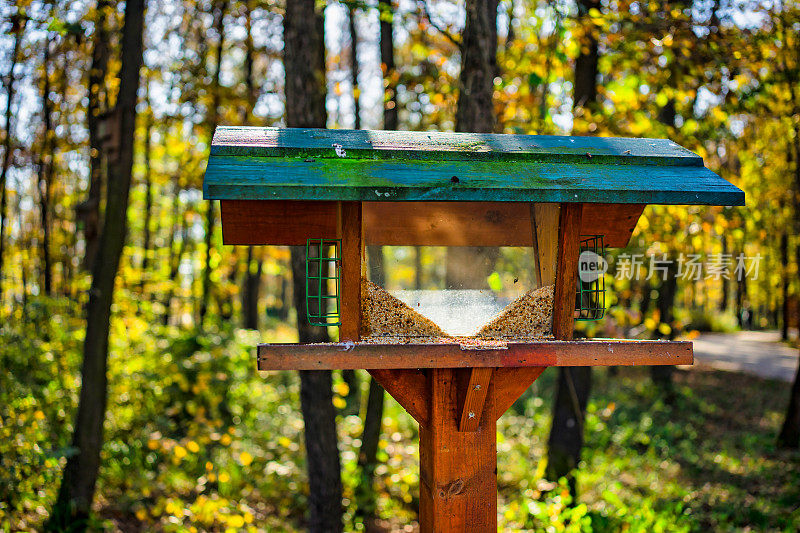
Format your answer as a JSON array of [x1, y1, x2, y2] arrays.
[[257, 339, 693, 370], [220, 200, 643, 247], [531, 203, 560, 287], [367, 368, 429, 427], [457, 368, 493, 432], [339, 201, 362, 342], [493, 366, 547, 420], [419, 368, 496, 532], [553, 203, 583, 340]]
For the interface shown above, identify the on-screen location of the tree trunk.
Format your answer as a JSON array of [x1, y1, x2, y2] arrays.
[[546, 366, 591, 492], [242, 246, 262, 329], [0, 12, 25, 307], [140, 98, 154, 294], [782, 231, 789, 340], [778, 125, 800, 449], [651, 260, 677, 394], [546, 0, 599, 495], [348, 3, 360, 129], [284, 1, 343, 531], [719, 235, 729, 312], [379, 0, 398, 131], [77, 0, 110, 272], [37, 36, 54, 297], [355, 376, 386, 528], [454, 0, 498, 134], [778, 358, 800, 448], [198, 0, 228, 331], [48, 0, 145, 527]]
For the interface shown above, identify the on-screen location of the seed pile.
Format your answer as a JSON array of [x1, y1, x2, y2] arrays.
[[360, 277, 448, 337], [476, 285, 554, 339]]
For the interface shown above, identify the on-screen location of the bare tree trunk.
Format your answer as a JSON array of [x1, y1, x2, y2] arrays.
[[546, 0, 599, 494], [651, 260, 677, 396], [242, 245, 262, 329], [0, 12, 25, 307], [348, 3, 361, 129], [284, 1, 343, 530], [379, 0, 398, 131], [48, 0, 145, 527], [140, 96, 154, 295], [779, 123, 800, 449], [198, 0, 228, 331], [454, 0, 498, 134], [77, 0, 110, 271], [782, 231, 789, 340], [37, 35, 54, 297]]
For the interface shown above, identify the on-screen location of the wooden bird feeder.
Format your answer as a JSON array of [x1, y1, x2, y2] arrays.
[[204, 127, 744, 532]]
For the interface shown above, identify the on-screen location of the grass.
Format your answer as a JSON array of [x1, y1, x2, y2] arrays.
[[1, 298, 799, 532]]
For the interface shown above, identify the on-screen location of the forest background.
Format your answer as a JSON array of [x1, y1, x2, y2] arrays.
[[1, 0, 800, 531]]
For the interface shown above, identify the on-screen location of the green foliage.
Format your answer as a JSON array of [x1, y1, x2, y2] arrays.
[[3, 301, 799, 531]]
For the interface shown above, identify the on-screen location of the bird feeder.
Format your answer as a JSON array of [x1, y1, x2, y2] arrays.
[[204, 127, 744, 532]]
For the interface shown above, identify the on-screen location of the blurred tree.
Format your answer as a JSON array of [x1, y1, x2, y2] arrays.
[[0, 10, 26, 307], [36, 29, 54, 297], [75, 0, 110, 272], [284, 0, 344, 530], [198, 0, 228, 331], [48, 0, 146, 527]]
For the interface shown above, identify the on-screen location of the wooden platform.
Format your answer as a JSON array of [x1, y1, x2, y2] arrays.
[[256, 339, 692, 370]]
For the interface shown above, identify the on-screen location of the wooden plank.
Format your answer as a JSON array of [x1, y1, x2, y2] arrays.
[[205, 157, 744, 206], [221, 200, 645, 248], [256, 340, 693, 370], [582, 203, 645, 248], [363, 201, 532, 246], [219, 199, 337, 245], [339, 202, 362, 341], [368, 369, 429, 427], [419, 368, 496, 532], [493, 367, 547, 420], [553, 204, 583, 340], [532, 203, 559, 286], [211, 126, 705, 165], [458, 368, 493, 432]]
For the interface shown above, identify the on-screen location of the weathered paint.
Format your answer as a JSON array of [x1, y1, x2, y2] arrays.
[[203, 127, 745, 206]]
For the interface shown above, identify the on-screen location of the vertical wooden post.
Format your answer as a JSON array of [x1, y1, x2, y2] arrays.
[[419, 368, 496, 533], [553, 203, 583, 340], [340, 201, 363, 341]]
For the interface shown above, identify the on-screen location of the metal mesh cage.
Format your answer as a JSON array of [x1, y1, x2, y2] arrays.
[[575, 235, 605, 321], [305, 238, 342, 327]]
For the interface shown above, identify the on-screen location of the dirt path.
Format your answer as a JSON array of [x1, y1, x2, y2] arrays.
[[690, 330, 799, 382]]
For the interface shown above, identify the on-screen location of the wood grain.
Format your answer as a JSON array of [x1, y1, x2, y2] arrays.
[[256, 340, 693, 370], [532, 203, 559, 286], [211, 126, 706, 164], [220, 199, 643, 247], [367, 369, 429, 427], [458, 368, 493, 432], [339, 201, 362, 342], [419, 368, 496, 532], [553, 203, 583, 340], [493, 367, 547, 420]]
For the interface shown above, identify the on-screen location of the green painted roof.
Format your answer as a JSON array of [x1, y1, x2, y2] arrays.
[[203, 127, 744, 205]]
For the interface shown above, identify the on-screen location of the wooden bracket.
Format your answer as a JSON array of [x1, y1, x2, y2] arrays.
[[367, 368, 429, 427], [493, 366, 547, 420], [457, 368, 493, 432]]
